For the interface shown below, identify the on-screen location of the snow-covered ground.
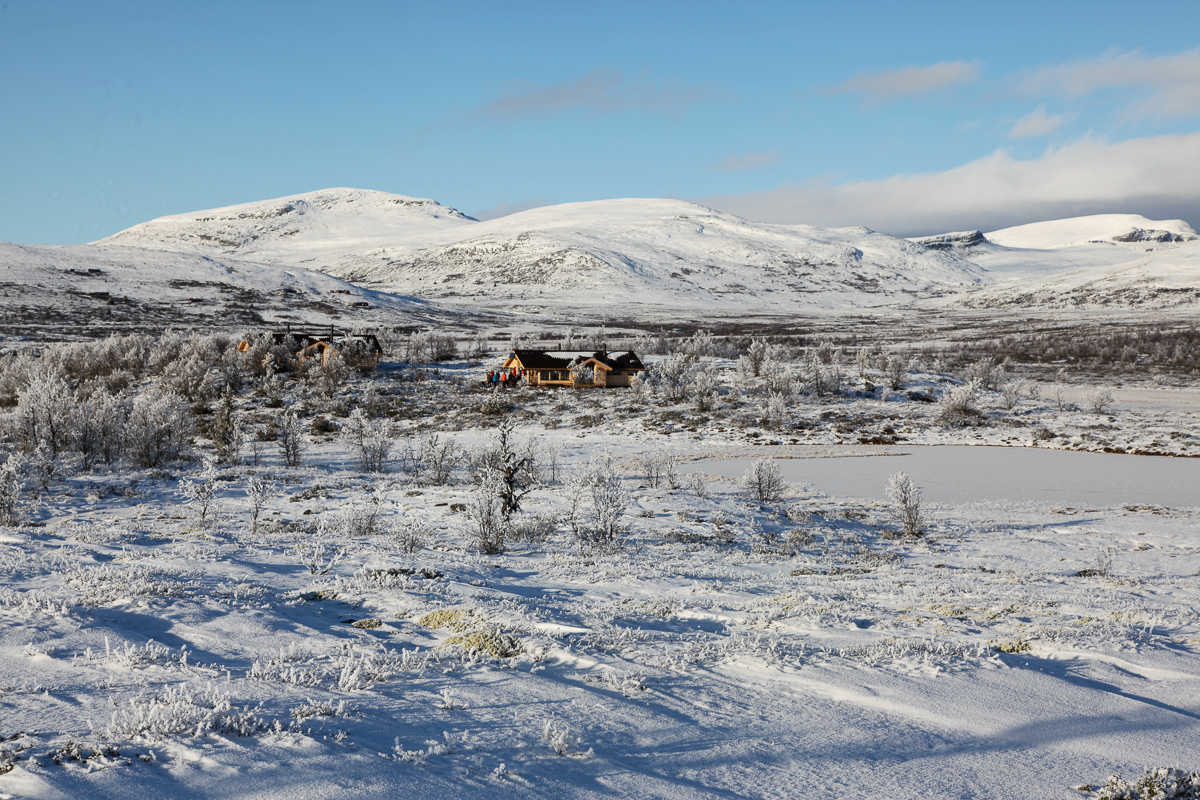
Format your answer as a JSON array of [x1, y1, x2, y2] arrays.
[[1, 341, 1197, 799]]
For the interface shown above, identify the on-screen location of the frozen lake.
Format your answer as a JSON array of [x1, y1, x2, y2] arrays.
[[698, 446, 1200, 507]]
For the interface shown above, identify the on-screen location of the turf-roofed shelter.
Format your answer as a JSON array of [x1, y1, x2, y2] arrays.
[[502, 349, 646, 387]]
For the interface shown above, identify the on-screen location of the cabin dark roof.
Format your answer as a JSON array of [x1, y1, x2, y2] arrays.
[[268, 331, 383, 354], [510, 349, 645, 371]]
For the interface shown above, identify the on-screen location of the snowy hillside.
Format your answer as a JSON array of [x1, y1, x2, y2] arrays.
[[358, 199, 986, 309], [941, 214, 1200, 309], [98, 191, 984, 311], [985, 214, 1197, 249], [96, 188, 477, 272], [0, 240, 448, 339]]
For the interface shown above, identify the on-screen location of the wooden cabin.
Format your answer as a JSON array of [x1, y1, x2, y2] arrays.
[[238, 330, 384, 370], [501, 349, 646, 388]]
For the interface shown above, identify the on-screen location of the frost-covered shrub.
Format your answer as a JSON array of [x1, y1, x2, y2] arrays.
[[388, 518, 431, 553], [0, 453, 24, 527], [692, 370, 718, 412], [179, 455, 220, 525], [312, 350, 349, 400], [294, 528, 346, 575], [467, 485, 507, 554], [885, 355, 906, 391], [761, 391, 787, 431], [937, 379, 981, 426], [416, 432, 457, 485], [742, 459, 786, 504], [963, 356, 1002, 390], [341, 408, 391, 472], [62, 563, 190, 606], [335, 495, 381, 537], [469, 419, 536, 515], [1086, 388, 1115, 414], [276, 409, 307, 468], [567, 456, 629, 553], [102, 683, 269, 741], [509, 512, 559, 544], [246, 476, 278, 535], [11, 374, 74, 460], [805, 354, 841, 397], [885, 471, 924, 536], [542, 719, 591, 757], [209, 387, 244, 464], [479, 389, 508, 415], [125, 390, 194, 467], [647, 353, 698, 403], [1096, 767, 1200, 800]]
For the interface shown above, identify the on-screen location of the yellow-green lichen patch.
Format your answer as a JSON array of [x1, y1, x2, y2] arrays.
[[417, 609, 475, 632], [441, 630, 521, 658]]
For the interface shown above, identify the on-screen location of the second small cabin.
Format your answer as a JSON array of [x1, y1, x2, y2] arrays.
[[501, 349, 646, 388]]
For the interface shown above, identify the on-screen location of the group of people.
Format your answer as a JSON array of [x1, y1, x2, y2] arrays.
[[485, 368, 523, 387]]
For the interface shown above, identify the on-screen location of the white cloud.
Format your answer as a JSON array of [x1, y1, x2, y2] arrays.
[[699, 133, 1200, 236], [708, 151, 779, 173], [821, 61, 978, 104], [1009, 106, 1074, 138], [472, 69, 713, 119], [1019, 48, 1200, 118]]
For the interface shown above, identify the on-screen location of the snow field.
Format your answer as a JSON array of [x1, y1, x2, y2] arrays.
[[0, 342, 1199, 798]]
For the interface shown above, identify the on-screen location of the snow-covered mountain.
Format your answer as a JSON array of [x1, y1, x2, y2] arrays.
[[985, 214, 1196, 249], [94, 190, 984, 311], [943, 214, 1200, 309], [97, 188, 476, 272]]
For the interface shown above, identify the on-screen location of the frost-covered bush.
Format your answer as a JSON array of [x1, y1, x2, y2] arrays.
[[312, 350, 349, 400], [0, 453, 24, 526], [761, 391, 787, 431], [11, 374, 74, 461], [276, 409, 307, 468], [1095, 767, 1200, 800], [963, 356, 1002, 390], [692, 370, 718, 412], [742, 459, 786, 504], [209, 387, 244, 464], [125, 390, 194, 467], [467, 485, 507, 554], [647, 353, 698, 403], [388, 517, 431, 553], [761, 357, 795, 398], [246, 476, 277, 535], [294, 529, 346, 575], [469, 419, 536, 515], [415, 432, 457, 485], [341, 408, 391, 472], [479, 388, 508, 415], [805, 353, 841, 397], [179, 456, 220, 525], [566, 456, 629, 553], [937, 379, 981, 426], [335, 495, 381, 537], [884, 355, 906, 391], [885, 471, 924, 536], [1086, 388, 1116, 414], [102, 683, 269, 742], [508, 512, 559, 544]]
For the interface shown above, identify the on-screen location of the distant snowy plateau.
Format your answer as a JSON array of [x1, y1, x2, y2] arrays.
[[6, 187, 1200, 327]]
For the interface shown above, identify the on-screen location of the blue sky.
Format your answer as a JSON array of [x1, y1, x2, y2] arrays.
[[3, 0, 1200, 244]]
